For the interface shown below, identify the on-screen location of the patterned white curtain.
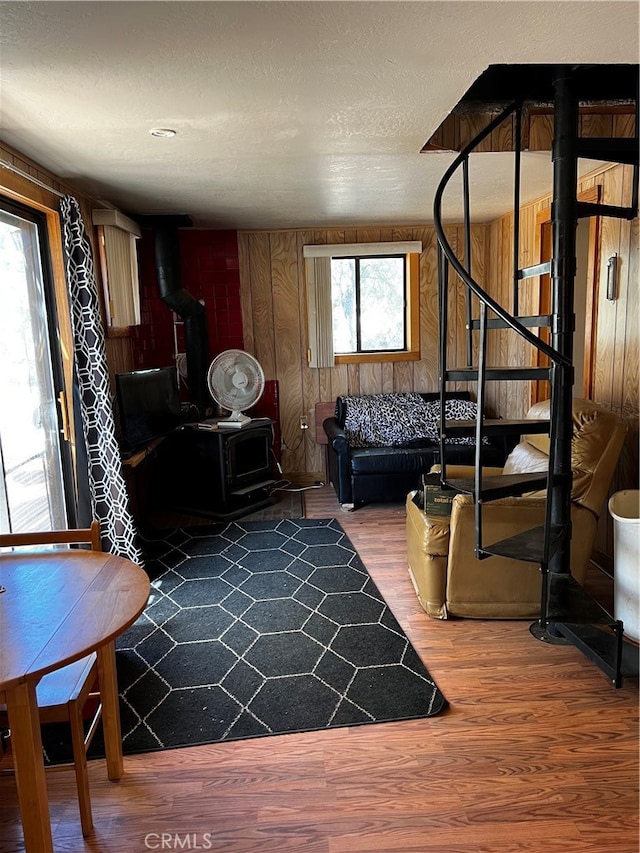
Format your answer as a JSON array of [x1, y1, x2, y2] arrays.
[[60, 195, 142, 564]]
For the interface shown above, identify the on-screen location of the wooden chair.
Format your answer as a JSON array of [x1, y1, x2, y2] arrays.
[[0, 522, 103, 836]]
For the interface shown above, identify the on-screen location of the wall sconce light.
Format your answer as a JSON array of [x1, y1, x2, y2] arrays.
[[606, 253, 619, 302]]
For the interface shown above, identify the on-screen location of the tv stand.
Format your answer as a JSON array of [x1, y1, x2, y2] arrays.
[[158, 419, 277, 521]]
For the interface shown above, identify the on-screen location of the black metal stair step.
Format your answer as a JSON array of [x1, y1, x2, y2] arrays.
[[478, 523, 565, 564], [552, 623, 638, 687], [576, 200, 637, 221], [445, 366, 551, 382], [469, 315, 552, 330], [443, 418, 550, 437], [576, 137, 639, 166], [546, 573, 618, 626], [446, 473, 549, 501], [517, 261, 552, 280]]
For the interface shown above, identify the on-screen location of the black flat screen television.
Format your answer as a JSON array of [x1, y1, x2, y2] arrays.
[[116, 367, 182, 452]]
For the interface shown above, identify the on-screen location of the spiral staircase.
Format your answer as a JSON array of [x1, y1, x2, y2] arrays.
[[432, 65, 639, 687]]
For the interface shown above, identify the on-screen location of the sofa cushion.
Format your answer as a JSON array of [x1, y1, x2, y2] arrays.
[[350, 446, 438, 475]]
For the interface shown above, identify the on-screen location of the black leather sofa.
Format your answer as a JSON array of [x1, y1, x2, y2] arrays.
[[323, 391, 515, 509]]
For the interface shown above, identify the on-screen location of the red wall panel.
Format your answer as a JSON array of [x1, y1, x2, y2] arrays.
[[132, 228, 244, 374]]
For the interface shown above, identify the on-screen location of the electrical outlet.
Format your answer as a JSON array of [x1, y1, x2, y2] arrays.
[[300, 415, 309, 431]]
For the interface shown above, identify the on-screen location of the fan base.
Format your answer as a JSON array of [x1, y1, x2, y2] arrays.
[[218, 411, 251, 427]]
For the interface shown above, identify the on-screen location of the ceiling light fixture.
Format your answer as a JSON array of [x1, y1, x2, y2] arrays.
[[149, 127, 177, 138]]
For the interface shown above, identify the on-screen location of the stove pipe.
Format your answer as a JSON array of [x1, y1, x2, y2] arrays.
[[146, 216, 210, 414]]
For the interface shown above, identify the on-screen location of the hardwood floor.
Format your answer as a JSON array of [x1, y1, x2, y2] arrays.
[[1, 486, 638, 852]]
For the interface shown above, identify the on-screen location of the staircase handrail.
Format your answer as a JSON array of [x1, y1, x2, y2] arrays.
[[433, 100, 571, 369]]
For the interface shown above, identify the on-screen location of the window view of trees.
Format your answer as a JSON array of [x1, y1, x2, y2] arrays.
[[331, 255, 405, 354]]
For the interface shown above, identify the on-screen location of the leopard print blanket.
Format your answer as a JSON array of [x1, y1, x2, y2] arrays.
[[341, 392, 482, 448]]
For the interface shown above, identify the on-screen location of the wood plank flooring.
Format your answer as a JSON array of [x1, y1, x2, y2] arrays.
[[1, 486, 637, 852]]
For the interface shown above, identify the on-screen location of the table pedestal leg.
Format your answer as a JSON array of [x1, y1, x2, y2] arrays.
[[7, 680, 53, 853], [97, 640, 124, 781]]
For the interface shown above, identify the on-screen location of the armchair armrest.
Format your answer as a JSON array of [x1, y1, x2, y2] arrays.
[[406, 491, 452, 619], [446, 494, 547, 618]]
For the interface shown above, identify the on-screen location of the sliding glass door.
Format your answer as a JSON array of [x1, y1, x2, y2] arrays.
[[0, 200, 73, 532]]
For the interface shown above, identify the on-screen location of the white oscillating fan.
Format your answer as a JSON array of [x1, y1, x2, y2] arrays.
[[206, 349, 265, 426]]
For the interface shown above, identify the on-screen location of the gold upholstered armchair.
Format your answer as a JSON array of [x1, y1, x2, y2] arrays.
[[406, 398, 627, 619]]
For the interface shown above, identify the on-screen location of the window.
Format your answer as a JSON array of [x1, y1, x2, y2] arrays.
[[303, 241, 421, 367], [92, 208, 141, 328]]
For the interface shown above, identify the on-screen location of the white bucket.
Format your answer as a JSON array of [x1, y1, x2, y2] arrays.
[[608, 490, 640, 642]]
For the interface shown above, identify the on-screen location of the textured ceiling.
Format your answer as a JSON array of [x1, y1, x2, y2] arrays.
[[0, 1, 638, 229]]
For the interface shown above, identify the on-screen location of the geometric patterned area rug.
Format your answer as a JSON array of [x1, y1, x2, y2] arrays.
[[45, 518, 447, 762]]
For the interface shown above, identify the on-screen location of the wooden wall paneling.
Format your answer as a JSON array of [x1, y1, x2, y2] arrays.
[[246, 232, 276, 378], [295, 230, 322, 473], [461, 114, 494, 153], [483, 218, 501, 417], [443, 227, 460, 392], [509, 208, 535, 414], [355, 227, 381, 243], [621, 210, 639, 424], [611, 172, 632, 417], [613, 112, 636, 138], [497, 218, 510, 412], [414, 227, 438, 393], [453, 225, 471, 395], [492, 111, 514, 153], [347, 363, 360, 396], [329, 363, 349, 400], [468, 224, 486, 399], [427, 111, 458, 151], [616, 170, 639, 521], [582, 195, 602, 401], [497, 215, 513, 417], [104, 337, 134, 389], [359, 361, 382, 396], [381, 362, 394, 393], [592, 176, 622, 409], [528, 113, 554, 150], [580, 112, 613, 141], [507, 210, 528, 419], [592, 194, 619, 562], [271, 230, 305, 474], [488, 216, 504, 413], [392, 226, 419, 392], [237, 232, 255, 354], [393, 359, 414, 392]]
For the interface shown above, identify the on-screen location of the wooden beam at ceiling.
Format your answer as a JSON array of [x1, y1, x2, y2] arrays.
[[422, 104, 636, 154]]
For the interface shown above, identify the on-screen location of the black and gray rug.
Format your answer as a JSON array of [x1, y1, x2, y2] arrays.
[[47, 518, 447, 761]]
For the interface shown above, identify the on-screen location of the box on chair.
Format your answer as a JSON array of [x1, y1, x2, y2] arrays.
[[421, 473, 465, 516]]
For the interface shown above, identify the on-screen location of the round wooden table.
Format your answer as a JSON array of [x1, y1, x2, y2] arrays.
[[0, 549, 150, 853]]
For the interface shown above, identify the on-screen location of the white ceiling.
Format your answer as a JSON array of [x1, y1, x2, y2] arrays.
[[0, 1, 638, 230]]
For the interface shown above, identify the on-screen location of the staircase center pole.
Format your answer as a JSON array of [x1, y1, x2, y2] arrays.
[[549, 70, 578, 577]]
